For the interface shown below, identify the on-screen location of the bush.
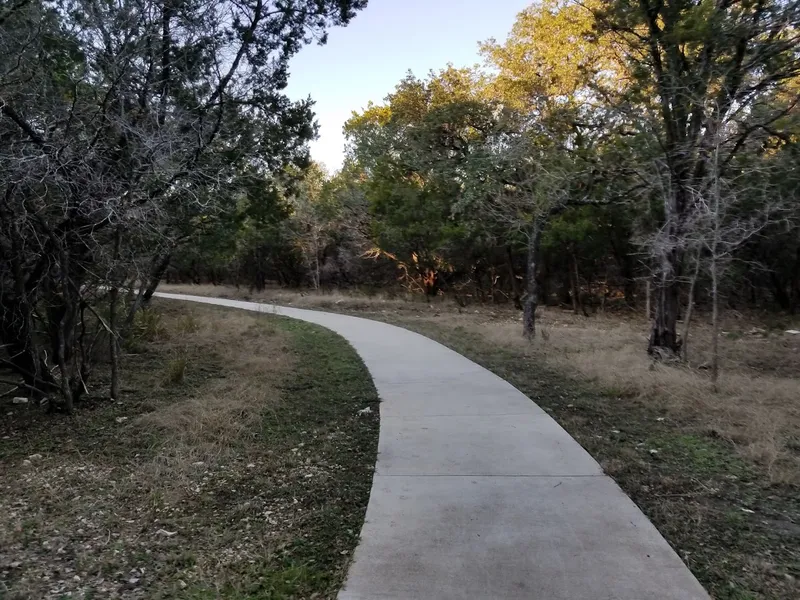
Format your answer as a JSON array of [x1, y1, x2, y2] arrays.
[[133, 309, 167, 341], [162, 356, 188, 386]]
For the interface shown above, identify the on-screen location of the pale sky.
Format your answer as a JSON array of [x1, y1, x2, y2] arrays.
[[285, 0, 533, 172]]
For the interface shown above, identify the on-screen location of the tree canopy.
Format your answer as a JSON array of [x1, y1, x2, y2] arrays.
[[0, 0, 367, 409], [4, 0, 799, 409]]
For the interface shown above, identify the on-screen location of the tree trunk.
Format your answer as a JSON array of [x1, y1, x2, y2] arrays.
[[123, 251, 172, 337], [52, 243, 83, 412], [0, 308, 59, 397], [770, 271, 791, 311], [570, 267, 579, 315], [681, 252, 701, 365], [570, 249, 583, 316], [53, 293, 77, 413], [711, 253, 720, 388], [523, 221, 543, 338], [505, 246, 523, 310], [109, 229, 121, 401], [142, 252, 172, 306], [648, 248, 682, 357], [109, 285, 120, 400], [709, 151, 724, 387], [619, 255, 635, 307], [648, 149, 690, 357], [791, 246, 800, 315]]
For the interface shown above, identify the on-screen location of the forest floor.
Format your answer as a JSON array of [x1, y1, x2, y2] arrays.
[[159, 283, 800, 600], [0, 301, 379, 599]]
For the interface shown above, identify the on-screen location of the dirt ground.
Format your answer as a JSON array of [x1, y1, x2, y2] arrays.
[[160, 283, 800, 600], [0, 301, 379, 599]]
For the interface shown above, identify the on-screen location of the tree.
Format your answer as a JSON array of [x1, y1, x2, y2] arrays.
[[687, 140, 784, 384], [456, 120, 583, 335], [291, 162, 333, 289], [345, 70, 492, 296], [594, 0, 800, 356], [324, 0, 799, 346], [0, 0, 367, 410]]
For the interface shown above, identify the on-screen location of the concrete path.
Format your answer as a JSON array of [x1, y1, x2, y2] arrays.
[[156, 292, 710, 600]]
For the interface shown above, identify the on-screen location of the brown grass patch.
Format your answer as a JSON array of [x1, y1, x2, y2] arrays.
[[157, 282, 440, 313], [482, 309, 800, 484], [160, 284, 800, 482], [159, 284, 800, 598], [0, 301, 379, 599]]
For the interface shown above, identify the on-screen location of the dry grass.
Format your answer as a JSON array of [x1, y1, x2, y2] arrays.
[[161, 284, 800, 598], [160, 284, 800, 478], [161, 283, 800, 483], [158, 282, 439, 313], [0, 301, 379, 599], [477, 309, 800, 484], [133, 310, 293, 505]]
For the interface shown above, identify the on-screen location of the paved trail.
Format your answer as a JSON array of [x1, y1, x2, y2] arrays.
[[157, 293, 709, 600]]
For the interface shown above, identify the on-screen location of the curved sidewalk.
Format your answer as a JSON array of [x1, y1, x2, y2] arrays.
[[156, 292, 709, 600]]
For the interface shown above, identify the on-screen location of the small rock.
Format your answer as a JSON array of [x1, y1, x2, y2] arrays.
[[115, 416, 128, 424], [178, 580, 188, 589], [22, 459, 32, 467], [12, 397, 28, 404], [656, 417, 665, 422], [128, 577, 140, 585], [10, 561, 21, 569], [73, 575, 81, 582], [246, 463, 255, 469], [28, 453, 43, 461], [649, 449, 659, 455]]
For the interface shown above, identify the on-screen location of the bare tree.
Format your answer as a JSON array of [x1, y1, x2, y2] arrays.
[[291, 163, 331, 290], [596, 0, 800, 356], [459, 127, 581, 337], [680, 250, 701, 365], [686, 147, 781, 385], [0, 0, 366, 409]]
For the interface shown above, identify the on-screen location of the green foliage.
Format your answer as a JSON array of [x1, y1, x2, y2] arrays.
[[647, 434, 751, 479], [162, 355, 188, 386], [335, 0, 800, 318], [131, 310, 167, 343], [176, 314, 201, 335], [344, 75, 512, 291], [161, 0, 800, 322]]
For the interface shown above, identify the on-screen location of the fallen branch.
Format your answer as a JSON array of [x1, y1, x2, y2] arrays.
[[0, 377, 50, 397]]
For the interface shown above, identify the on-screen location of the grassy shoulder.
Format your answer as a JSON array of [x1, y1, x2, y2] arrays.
[[0, 301, 379, 599], [393, 321, 799, 600], [160, 284, 800, 600]]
